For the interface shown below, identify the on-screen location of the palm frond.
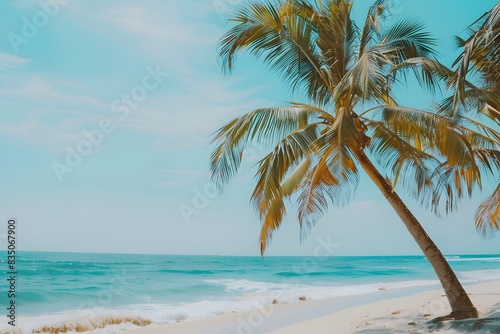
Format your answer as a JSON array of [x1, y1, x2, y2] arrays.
[[314, 0, 359, 87], [431, 147, 500, 216], [457, 116, 500, 145], [450, 3, 500, 112], [259, 195, 286, 255], [473, 148, 500, 175], [390, 57, 451, 94], [210, 105, 333, 189], [439, 86, 500, 123], [431, 163, 481, 215], [379, 106, 488, 167], [218, 0, 333, 105], [297, 154, 339, 239], [282, 157, 312, 196], [376, 105, 500, 214], [359, 0, 388, 57], [335, 48, 392, 104], [381, 18, 437, 60], [296, 107, 361, 239], [259, 156, 312, 255], [251, 122, 323, 217], [475, 183, 500, 237], [366, 120, 439, 206]]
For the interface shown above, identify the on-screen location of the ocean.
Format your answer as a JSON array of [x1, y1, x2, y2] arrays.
[[1, 252, 500, 333]]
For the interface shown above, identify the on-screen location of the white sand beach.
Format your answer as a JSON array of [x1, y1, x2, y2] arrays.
[[124, 280, 500, 334]]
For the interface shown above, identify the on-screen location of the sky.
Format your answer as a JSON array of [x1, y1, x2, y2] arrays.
[[0, 0, 498, 256]]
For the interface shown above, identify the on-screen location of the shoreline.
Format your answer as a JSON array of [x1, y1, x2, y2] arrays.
[[124, 280, 500, 334]]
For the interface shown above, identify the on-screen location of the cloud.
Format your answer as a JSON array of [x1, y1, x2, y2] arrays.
[[0, 0, 281, 159], [114, 75, 274, 148], [0, 58, 271, 155], [0, 52, 30, 71], [66, 1, 220, 67], [0, 68, 111, 151]]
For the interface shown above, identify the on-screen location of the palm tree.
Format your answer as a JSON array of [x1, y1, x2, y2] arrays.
[[446, 3, 500, 236], [210, 0, 496, 319]]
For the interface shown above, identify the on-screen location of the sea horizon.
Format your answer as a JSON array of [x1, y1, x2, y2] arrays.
[[14, 250, 500, 257]]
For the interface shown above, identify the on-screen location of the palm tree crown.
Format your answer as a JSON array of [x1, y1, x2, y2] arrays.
[[210, 0, 500, 319], [211, 0, 498, 252]]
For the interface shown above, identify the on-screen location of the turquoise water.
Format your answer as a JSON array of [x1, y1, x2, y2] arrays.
[[1, 252, 499, 332]]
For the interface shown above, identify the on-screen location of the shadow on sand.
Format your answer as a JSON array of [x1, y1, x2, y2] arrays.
[[433, 303, 500, 334], [353, 306, 500, 333]]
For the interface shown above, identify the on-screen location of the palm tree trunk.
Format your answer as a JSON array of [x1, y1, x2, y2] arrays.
[[353, 148, 478, 320]]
